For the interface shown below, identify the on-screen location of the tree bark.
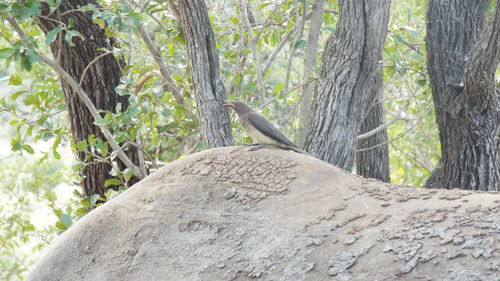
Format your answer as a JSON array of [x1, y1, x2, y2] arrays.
[[304, 0, 391, 171], [298, 0, 326, 147], [356, 72, 391, 182], [425, 0, 499, 190], [38, 0, 143, 197], [175, 0, 233, 148]]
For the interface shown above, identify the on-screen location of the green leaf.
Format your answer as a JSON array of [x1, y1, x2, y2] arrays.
[[394, 34, 404, 44], [104, 178, 122, 187], [20, 52, 33, 71], [22, 144, 35, 154], [8, 74, 23, 86], [161, 108, 172, 118], [59, 213, 73, 228], [76, 140, 87, 151], [46, 26, 64, 45], [89, 194, 101, 206], [323, 26, 335, 33], [95, 139, 108, 157], [229, 17, 240, 25], [52, 136, 61, 159], [45, 190, 57, 202], [55, 220, 67, 231], [94, 117, 109, 126], [23, 94, 38, 105], [0, 47, 12, 58], [128, 127, 137, 140], [11, 1, 42, 19], [123, 168, 133, 182], [53, 151, 61, 159], [64, 30, 82, 47], [10, 90, 27, 101], [294, 39, 307, 49], [258, 2, 272, 9], [114, 131, 127, 143], [26, 125, 34, 136]]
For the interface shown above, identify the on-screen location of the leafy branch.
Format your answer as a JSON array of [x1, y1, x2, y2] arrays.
[[6, 16, 147, 179]]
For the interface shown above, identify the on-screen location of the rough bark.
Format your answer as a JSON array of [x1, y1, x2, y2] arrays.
[[298, 0, 326, 147], [425, 0, 499, 190], [26, 147, 500, 281], [37, 0, 143, 197], [175, 0, 233, 148], [303, 0, 391, 171], [356, 72, 391, 182]]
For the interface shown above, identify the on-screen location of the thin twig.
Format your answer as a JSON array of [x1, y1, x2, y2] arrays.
[[133, 71, 158, 94], [356, 107, 432, 152], [388, 30, 423, 55], [138, 25, 185, 105], [284, 1, 307, 94], [79, 51, 113, 86], [356, 117, 405, 140], [262, 25, 299, 76]]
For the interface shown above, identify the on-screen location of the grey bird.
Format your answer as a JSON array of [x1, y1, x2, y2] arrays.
[[223, 101, 307, 154]]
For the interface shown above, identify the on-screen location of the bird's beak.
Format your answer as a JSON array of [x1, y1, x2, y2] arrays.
[[223, 101, 234, 108]]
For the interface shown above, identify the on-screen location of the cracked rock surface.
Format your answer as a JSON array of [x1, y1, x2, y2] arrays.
[[26, 147, 500, 281]]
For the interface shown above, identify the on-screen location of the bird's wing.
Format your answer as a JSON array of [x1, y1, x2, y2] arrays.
[[247, 112, 296, 147]]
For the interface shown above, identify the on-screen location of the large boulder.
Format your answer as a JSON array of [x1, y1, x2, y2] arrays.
[[26, 147, 500, 281]]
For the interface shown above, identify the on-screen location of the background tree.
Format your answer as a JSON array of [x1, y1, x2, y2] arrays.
[[303, 0, 391, 177], [425, 0, 500, 190], [172, 0, 233, 148], [35, 0, 146, 197], [298, 0, 325, 147]]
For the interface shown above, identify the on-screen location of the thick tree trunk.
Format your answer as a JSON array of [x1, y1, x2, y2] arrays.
[[356, 73, 391, 182], [38, 0, 143, 197], [175, 0, 233, 148], [304, 0, 390, 171], [298, 0, 326, 147], [425, 0, 499, 191]]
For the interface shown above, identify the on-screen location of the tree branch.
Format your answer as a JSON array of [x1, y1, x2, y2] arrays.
[[79, 51, 113, 86], [262, 24, 300, 76], [241, 0, 264, 101], [356, 117, 403, 140], [133, 70, 159, 94], [139, 26, 185, 105]]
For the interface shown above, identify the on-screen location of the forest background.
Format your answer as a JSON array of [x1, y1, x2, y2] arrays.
[[1, 0, 498, 280]]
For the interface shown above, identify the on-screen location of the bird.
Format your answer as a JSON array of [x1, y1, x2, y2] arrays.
[[223, 101, 308, 154]]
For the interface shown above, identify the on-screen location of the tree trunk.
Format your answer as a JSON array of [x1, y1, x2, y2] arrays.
[[298, 0, 326, 148], [304, 0, 391, 171], [425, 0, 499, 191], [356, 72, 391, 182], [38, 0, 143, 197], [174, 0, 233, 148]]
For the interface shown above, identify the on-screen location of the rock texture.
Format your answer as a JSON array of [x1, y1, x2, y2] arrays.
[[26, 147, 500, 281]]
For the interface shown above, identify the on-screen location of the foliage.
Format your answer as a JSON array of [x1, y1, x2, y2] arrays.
[[0, 0, 444, 279], [384, 1, 440, 186], [0, 153, 73, 280]]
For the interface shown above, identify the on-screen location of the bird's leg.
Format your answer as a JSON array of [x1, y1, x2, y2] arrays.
[[244, 142, 260, 147], [248, 144, 271, 151]]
